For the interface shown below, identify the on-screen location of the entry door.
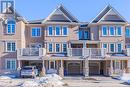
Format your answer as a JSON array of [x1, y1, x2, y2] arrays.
[[114, 60, 121, 74], [49, 61, 55, 69]]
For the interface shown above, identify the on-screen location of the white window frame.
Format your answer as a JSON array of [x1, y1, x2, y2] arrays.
[[62, 43, 67, 53], [116, 43, 123, 53], [47, 26, 53, 36], [55, 26, 61, 36], [31, 27, 41, 37], [62, 26, 68, 36], [55, 43, 61, 53], [49, 61, 56, 69], [116, 26, 122, 36], [102, 25, 108, 36], [109, 26, 115, 36], [126, 27, 130, 38], [109, 43, 116, 53], [7, 20, 16, 35], [6, 41, 16, 52], [48, 43, 53, 53], [5, 59, 16, 70]]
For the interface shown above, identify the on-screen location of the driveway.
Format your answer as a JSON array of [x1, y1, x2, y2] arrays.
[[62, 76, 130, 87]]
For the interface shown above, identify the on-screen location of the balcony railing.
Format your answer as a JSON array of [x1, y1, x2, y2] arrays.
[[67, 48, 106, 59], [17, 48, 46, 56]]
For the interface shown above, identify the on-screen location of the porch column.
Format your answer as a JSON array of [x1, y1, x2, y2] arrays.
[[84, 59, 89, 77], [59, 60, 64, 78], [110, 60, 113, 76], [126, 60, 130, 73], [42, 60, 46, 76], [17, 60, 21, 70]]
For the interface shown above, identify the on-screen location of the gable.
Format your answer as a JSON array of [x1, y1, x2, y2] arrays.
[[91, 5, 127, 23], [43, 5, 78, 23]]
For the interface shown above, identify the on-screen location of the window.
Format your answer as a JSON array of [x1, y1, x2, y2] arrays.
[[48, 43, 53, 52], [56, 44, 60, 52], [117, 43, 122, 53], [126, 27, 130, 38], [62, 26, 68, 35], [116, 26, 122, 36], [6, 59, 16, 70], [110, 43, 115, 52], [48, 26, 53, 36], [79, 30, 89, 40], [6, 42, 16, 52], [32, 27, 41, 37], [63, 43, 67, 52], [55, 26, 61, 35], [7, 20, 16, 34], [103, 43, 107, 49], [102, 26, 108, 36], [109, 26, 115, 36]]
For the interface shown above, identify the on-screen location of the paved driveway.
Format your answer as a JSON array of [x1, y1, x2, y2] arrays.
[[62, 76, 130, 87]]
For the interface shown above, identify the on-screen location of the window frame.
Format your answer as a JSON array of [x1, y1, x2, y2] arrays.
[[31, 27, 41, 37], [5, 59, 16, 70], [6, 41, 16, 52], [62, 26, 68, 36], [102, 26, 108, 36], [48, 43, 53, 53], [109, 26, 115, 36], [55, 43, 60, 53], [116, 26, 122, 36], [126, 27, 130, 38], [62, 43, 67, 53], [55, 26, 61, 36], [47, 26, 53, 36], [7, 20, 16, 35], [109, 43, 115, 53]]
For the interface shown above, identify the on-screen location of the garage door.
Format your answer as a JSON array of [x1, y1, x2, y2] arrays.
[[68, 63, 81, 75], [89, 63, 100, 75]]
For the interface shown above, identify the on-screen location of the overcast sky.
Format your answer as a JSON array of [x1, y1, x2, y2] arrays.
[[15, 0, 130, 22]]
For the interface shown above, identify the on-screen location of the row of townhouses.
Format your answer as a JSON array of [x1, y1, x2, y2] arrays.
[[0, 1, 130, 77]]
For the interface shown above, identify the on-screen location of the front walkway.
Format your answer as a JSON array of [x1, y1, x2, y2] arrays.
[[62, 76, 130, 87]]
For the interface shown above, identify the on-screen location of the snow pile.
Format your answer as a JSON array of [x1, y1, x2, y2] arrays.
[[120, 73, 130, 81], [21, 81, 39, 87], [0, 76, 12, 80], [46, 74, 62, 80]]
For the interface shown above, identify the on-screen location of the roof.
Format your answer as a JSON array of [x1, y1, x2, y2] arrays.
[[28, 19, 44, 24], [90, 5, 127, 23]]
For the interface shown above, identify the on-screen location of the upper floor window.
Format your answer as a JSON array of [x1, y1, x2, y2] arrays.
[[56, 44, 60, 52], [102, 26, 108, 36], [48, 26, 53, 36], [55, 26, 61, 36], [7, 20, 16, 34], [62, 43, 67, 52], [62, 26, 68, 36], [48, 43, 53, 52], [32, 27, 41, 37], [6, 42, 16, 52], [79, 30, 89, 40], [109, 26, 115, 36], [126, 27, 130, 38], [102, 43, 107, 49], [117, 43, 122, 53], [116, 26, 122, 36], [110, 43, 115, 52], [6, 59, 16, 70]]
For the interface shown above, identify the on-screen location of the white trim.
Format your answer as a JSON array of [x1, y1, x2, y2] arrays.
[[47, 26, 54, 36], [5, 59, 17, 70], [62, 43, 67, 53], [55, 25, 61, 36], [6, 41, 16, 52], [6, 20, 16, 35], [102, 25, 108, 36], [49, 60, 56, 69], [55, 43, 61, 53], [109, 43, 116, 53], [116, 26, 122, 36], [48, 43, 53, 53], [109, 26, 116, 36], [31, 27, 41, 37], [62, 26, 68, 36]]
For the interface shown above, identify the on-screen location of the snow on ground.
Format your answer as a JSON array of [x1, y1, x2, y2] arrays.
[[0, 74, 64, 87]]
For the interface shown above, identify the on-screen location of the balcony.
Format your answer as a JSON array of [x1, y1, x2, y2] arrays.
[[17, 48, 46, 60], [67, 48, 106, 59]]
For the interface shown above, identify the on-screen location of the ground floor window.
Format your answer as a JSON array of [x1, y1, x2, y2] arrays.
[[5, 59, 16, 70]]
